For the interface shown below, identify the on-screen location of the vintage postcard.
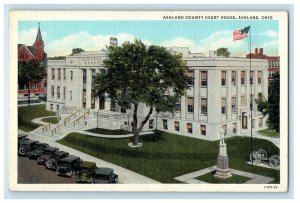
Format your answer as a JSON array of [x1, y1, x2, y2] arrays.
[[8, 11, 288, 192]]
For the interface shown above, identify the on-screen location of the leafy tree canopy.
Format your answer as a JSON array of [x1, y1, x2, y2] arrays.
[[255, 72, 280, 132], [94, 39, 189, 145], [48, 56, 66, 60], [18, 60, 46, 105], [70, 48, 85, 55], [216, 47, 231, 57]]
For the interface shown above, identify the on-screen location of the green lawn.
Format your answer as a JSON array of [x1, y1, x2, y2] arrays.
[[195, 172, 250, 184], [57, 131, 280, 183], [258, 129, 280, 137], [41, 117, 59, 124], [18, 104, 56, 132], [86, 128, 131, 135]]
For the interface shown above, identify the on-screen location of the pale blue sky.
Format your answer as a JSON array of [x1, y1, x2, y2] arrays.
[[18, 20, 279, 57]]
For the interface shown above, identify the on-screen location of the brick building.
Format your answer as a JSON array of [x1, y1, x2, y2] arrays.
[[246, 48, 280, 80], [18, 23, 47, 98]]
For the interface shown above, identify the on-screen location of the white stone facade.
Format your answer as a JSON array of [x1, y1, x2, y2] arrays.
[[46, 47, 268, 140]]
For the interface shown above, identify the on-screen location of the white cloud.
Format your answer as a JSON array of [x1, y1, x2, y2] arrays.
[[18, 28, 47, 45], [44, 32, 153, 56], [198, 30, 246, 56], [259, 30, 278, 38], [261, 40, 279, 55]]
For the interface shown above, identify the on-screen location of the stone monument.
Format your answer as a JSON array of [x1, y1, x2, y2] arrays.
[[214, 127, 232, 179]]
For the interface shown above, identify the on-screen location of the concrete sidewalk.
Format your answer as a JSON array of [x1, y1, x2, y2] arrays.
[[19, 129, 161, 184]]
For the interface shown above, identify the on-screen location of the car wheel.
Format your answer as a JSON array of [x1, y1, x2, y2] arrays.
[[46, 160, 53, 169], [19, 148, 26, 155]]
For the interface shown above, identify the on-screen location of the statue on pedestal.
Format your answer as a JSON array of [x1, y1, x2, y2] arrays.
[[214, 127, 232, 180]]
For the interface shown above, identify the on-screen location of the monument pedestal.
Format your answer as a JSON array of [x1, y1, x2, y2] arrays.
[[214, 143, 232, 180]]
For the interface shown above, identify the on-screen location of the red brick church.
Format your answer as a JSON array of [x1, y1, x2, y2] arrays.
[[18, 23, 47, 98]]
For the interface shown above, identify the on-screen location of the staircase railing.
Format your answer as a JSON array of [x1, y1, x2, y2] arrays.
[[73, 109, 90, 127], [64, 109, 80, 126], [51, 124, 61, 136], [42, 123, 51, 133]]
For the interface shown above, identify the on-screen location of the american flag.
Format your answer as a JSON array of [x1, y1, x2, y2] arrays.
[[233, 26, 250, 41]]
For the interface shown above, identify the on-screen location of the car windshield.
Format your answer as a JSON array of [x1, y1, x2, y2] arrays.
[[95, 174, 110, 180]]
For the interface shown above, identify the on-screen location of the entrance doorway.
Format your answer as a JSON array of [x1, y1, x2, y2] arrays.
[[242, 112, 248, 129]]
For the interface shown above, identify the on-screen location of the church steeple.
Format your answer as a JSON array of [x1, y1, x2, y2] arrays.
[[35, 23, 43, 42], [33, 22, 45, 62]]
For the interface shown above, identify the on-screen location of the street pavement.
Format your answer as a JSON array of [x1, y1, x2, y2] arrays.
[[18, 129, 161, 184]]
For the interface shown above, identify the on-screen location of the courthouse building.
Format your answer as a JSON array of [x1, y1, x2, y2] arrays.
[[46, 44, 269, 141]]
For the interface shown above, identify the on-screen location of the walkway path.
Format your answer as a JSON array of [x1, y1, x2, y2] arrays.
[[239, 131, 280, 148], [174, 165, 274, 184], [31, 116, 153, 140], [19, 129, 160, 184]]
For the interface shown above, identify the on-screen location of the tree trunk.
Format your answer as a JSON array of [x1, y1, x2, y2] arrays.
[[131, 104, 153, 146], [27, 82, 31, 106], [132, 103, 139, 146]]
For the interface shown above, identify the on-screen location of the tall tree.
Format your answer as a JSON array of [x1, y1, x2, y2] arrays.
[[18, 60, 46, 106], [70, 48, 85, 55], [255, 72, 280, 132], [216, 47, 231, 57], [94, 39, 189, 146]]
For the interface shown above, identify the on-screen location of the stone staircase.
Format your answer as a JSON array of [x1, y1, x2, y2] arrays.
[[31, 108, 96, 140]]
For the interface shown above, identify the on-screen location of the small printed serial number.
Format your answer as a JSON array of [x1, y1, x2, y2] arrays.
[[264, 185, 278, 189]]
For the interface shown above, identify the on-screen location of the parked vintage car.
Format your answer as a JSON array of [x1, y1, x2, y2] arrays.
[[27, 146, 57, 160], [93, 167, 118, 184], [18, 140, 38, 156], [43, 151, 70, 170], [75, 161, 97, 183], [18, 134, 30, 148], [56, 155, 82, 177], [26, 143, 50, 159]]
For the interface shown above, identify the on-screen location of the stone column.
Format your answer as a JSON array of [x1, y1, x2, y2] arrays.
[[86, 68, 92, 109]]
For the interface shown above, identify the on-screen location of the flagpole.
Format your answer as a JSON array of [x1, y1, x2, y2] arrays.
[[249, 27, 253, 166]]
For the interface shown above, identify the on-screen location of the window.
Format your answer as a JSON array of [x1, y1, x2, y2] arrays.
[[231, 97, 237, 113], [70, 71, 73, 80], [34, 82, 38, 89], [63, 69, 66, 80], [187, 97, 194, 113], [221, 71, 226, 86], [92, 69, 96, 84], [70, 91, 72, 101], [149, 119, 154, 129], [57, 86, 60, 99], [162, 119, 168, 130], [51, 69, 55, 80], [56, 105, 60, 111], [201, 98, 207, 115], [187, 123, 192, 134], [258, 71, 262, 84], [222, 125, 227, 136], [259, 117, 263, 127], [221, 98, 226, 114], [233, 123, 237, 134], [200, 125, 206, 136], [111, 99, 116, 111], [187, 70, 194, 86], [201, 71, 207, 86], [63, 87, 66, 99], [83, 69, 87, 83], [250, 71, 254, 84], [232, 71, 236, 85], [174, 98, 181, 112], [51, 86, 54, 98], [174, 121, 180, 132], [241, 96, 247, 107], [58, 69, 61, 80], [252, 119, 255, 128], [241, 71, 246, 85], [50, 104, 53, 111]]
